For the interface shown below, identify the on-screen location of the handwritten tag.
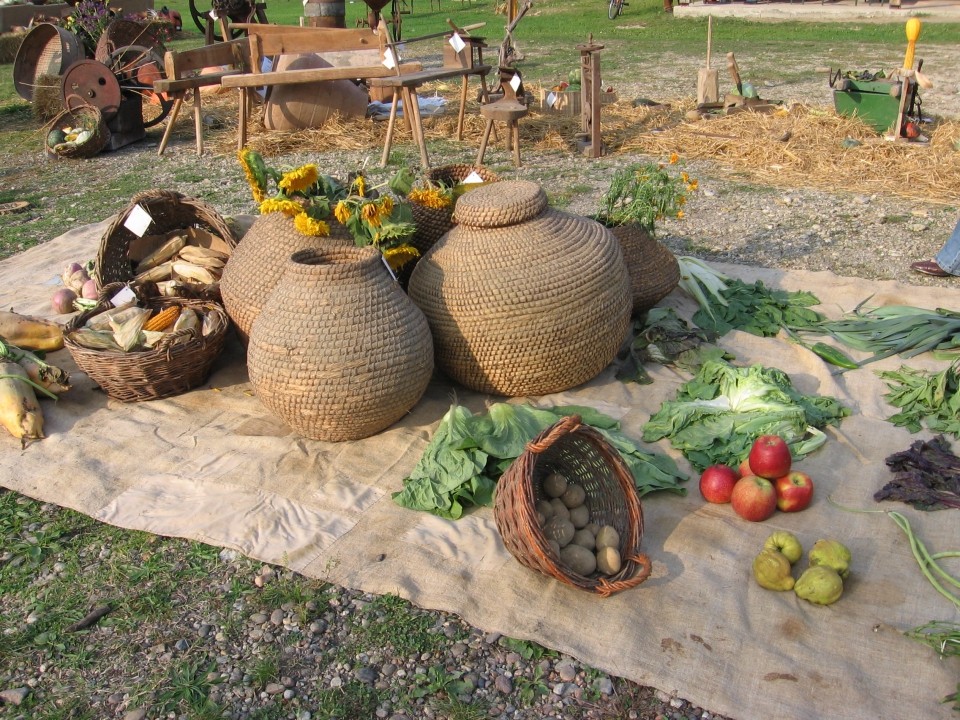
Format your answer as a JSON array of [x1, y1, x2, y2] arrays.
[[382, 49, 397, 70], [448, 33, 466, 54], [462, 171, 484, 184], [110, 285, 137, 307], [123, 204, 152, 237], [546, 91, 557, 108], [509, 73, 522, 93]]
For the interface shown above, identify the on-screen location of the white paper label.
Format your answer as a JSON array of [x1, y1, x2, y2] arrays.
[[381, 254, 397, 281], [382, 49, 397, 70], [546, 91, 557, 108], [448, 33, 466, 54], [208, 9, 218, 19], [509, 73, 522, 92], [123, 204, 152, 237], [462, 171, 484, 184], [110, 285, 137, 307]]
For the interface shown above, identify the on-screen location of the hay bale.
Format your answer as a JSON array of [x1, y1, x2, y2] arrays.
[[32, 74, 63, 121], [0, 31, 27, 65]]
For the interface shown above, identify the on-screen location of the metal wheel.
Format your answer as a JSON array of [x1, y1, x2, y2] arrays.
[[607, 0, 622, 19], [189, 0, 255, 40], [107, 45, 174, 129]]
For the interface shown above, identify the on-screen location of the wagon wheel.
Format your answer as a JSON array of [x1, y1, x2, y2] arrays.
[[107, 45, 174, 129]]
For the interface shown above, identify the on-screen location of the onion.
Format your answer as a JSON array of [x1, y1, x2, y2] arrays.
[[51, 288, 78, 315], [80, 278, 99, 300]]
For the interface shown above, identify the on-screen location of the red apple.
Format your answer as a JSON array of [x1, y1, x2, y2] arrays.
[[748, 435, 792, 480], [774, 471, 814, 512], [738, 457, 754, 478], [730, 475, 778, 522], [699, 464, 740, 504]]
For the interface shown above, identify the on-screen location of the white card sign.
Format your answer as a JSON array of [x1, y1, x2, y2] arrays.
[[463, 171, 484, 184], [448, 33, 466, 54], [123, 203, 152, 237], [546, 91, 557, 108], [509, 73, 522, 92], [110, 285, 137, 307], [382, 48, 397, 70], [209, 9, 218, 19]]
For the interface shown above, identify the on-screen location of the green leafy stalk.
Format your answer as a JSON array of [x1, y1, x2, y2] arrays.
[[692, 279, 825, 338]]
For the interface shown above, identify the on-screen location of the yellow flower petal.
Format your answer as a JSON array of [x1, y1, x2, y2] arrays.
[[278, 164, 319, 194]]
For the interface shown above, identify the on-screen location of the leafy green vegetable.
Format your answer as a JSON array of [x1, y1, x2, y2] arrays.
[[642, 358, 849, 471], [878, 360, 960, 437], [811, 301, 960, 366], [878, 435, 960, 510], [393, 403, 688, 519], [692, 279, 825, 338], [616, 308, 719, 384]]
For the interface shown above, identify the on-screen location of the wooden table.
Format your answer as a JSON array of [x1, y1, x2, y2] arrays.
[[368, 64, 491, 169]]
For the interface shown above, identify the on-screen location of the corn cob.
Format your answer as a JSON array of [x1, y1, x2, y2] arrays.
[[134, 234, 188, 274], [172, 261, 218, 285], [177, 245, 229, 268], [143, 306, 181, 332], [0, 361, 44, 441], [134, 260, 175, 285]]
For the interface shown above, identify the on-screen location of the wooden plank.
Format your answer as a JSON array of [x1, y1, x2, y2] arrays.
[[162, 38, 249, 78], [154, 71, 242, 93], [221, 63, 421, 88], [368, 64, 492, 88]]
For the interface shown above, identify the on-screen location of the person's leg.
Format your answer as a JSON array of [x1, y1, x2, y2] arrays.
[[934, 217, 960, 275]]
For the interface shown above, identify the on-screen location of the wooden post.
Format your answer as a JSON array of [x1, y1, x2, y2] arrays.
[[575, 37, 604, 158]]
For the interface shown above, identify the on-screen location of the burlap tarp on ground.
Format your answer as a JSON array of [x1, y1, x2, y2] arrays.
[[2, 218, 958, 720]]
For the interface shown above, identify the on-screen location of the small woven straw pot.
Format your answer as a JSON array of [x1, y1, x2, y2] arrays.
[[246, 246, 435, 442], [97, 189, 238, 287], [220, 212, 353, 344], [494, 414, 652, 596], [64, 287, 230, 402], [608, 224, 680, 316], [408, 164, 500, 256], [407, 180, 631, 397]]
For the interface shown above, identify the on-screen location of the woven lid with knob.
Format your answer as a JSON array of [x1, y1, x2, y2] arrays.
[[453, 180, 548, 228]]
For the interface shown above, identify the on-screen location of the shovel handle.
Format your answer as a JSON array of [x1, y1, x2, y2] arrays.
[[706, 16, 712, 67]]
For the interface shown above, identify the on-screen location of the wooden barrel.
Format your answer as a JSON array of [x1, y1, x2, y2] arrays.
[[13, 23, 85, 101], [303, 0, 346, 28]]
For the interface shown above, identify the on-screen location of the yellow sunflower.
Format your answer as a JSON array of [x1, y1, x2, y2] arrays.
[[238, 148, 266, 202], [278, 164, 319, 194], [259, 198, 304, 217], [334, 200, 351, 225], [293, 213, 330, 237], [361, 201, 382, 227], [408, 187, 452, 210], [351, 174, 367, 197], [382, 244, 420, 271]]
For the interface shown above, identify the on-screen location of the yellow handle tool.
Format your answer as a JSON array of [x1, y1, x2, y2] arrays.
[[902, 18, 921, 71]]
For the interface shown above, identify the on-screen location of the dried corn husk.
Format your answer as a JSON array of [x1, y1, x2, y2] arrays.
[[109, 308, 152, 352], [154, 280, 185, 297], [173, 262, 218, 285], [68, 328, 122, 351], [172, 307, 200, 335], [201, 309, 218, 337], [141, 330, 166, 349], [134, 260, 175, 285], [0, 361, 44, 441], [84, 302, 139, 331], [135, 235, 188, 274], [178, 245, 228, 268]]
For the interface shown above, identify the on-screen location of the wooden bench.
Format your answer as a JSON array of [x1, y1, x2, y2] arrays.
[[154, 37, 251, 156], [220, 23, 422, 149]]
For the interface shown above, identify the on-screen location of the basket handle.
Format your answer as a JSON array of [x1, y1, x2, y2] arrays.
[[130, 188, 185, 206], [526, 414, 582, 455], [595, 552, 652, 598]]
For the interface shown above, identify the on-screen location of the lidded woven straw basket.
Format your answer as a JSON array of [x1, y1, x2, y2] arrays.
[[220, 212, 352, 343], [608, 224, 680, 316], [246, 246, 434, 442], [494, 414, 652, 596], [407, 180, 631, 397]]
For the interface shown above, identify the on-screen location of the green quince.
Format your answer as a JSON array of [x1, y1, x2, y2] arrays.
[[763, 531, 803, 564], [752, 548, 795, 591], [808, 539, 852, 579], [794, 565, 844, 605]]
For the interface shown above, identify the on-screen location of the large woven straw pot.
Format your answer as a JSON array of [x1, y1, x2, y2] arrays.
[[247, 246, 435, 442], [220, 212, 352, 343], [607, 224, 680, 316], [408, 180, 632, 397]]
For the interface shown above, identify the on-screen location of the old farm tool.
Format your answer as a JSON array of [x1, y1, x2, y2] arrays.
[[696, 16, 719, 106], [60, 46, 172, 151]]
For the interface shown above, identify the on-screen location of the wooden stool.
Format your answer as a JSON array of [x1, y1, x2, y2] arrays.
[[476, 68, 528, 167]]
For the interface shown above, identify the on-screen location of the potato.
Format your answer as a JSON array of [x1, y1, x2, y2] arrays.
[[535, 500, 554, 520], [547, 539, 561, 556], [542, 471, 568, 498], [561, 483, 586, 509], [571, 528, 596, 550], [568, 504, 590, 529], [549, 498, 570, 521], [585, 523, 600, 536], [596, 525, 620, 550], [543, 517, 575, 548], [536, 512, 545, 525], [560, 544, 597, 576], [596, 546, 622, 575]]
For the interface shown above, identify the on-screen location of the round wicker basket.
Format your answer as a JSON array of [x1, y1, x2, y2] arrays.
[[219, 212, 353, 344], [64, 289, 230, 402], [407, 180, 631, 397], [96, 189, 238, 288], [494, 414, 652, 596], [608, 224, 681, 316], [246, 246, 434, 442], [46, 105, 110, 160]]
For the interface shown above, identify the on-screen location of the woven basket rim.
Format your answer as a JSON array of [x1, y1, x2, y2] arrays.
[[47, 105, 110, 159]]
